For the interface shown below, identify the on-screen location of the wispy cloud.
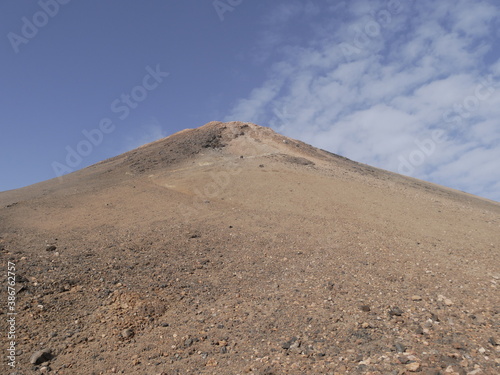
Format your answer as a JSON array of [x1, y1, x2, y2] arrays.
[[123, 119, 167, 152], [225, 0, 500, 201]]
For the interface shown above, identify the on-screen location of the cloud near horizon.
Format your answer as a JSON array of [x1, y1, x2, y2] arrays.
[[123, 119, 167, 153], [225, 0, 500, 202]]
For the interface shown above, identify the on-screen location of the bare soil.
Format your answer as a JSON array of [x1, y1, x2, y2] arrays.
[[1, 121, 499, 374]]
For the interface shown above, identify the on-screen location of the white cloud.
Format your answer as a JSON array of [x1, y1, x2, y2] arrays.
[[451, 0, 497, 37], [123, 119, 167, 152], [491, 59, 500, 77], [225, 0, 500, 201]]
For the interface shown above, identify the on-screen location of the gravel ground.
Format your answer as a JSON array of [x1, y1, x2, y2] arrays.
[[1, 122, 499, 374]]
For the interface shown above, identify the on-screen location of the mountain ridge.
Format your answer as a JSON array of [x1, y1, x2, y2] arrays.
[[2, 121, 498, 209]]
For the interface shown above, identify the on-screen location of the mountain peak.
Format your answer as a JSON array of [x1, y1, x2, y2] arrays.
[[1, 121, 499, 374], [120, 121, 333, 175]]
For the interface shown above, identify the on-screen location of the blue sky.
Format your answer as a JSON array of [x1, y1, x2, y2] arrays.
[[1, 1, 499, 202]]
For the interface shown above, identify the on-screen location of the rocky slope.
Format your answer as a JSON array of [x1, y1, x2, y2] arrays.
[[1, 121, 499, 374]]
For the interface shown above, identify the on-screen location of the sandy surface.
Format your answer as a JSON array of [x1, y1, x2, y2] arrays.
[[1, 121, 499, 374]]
